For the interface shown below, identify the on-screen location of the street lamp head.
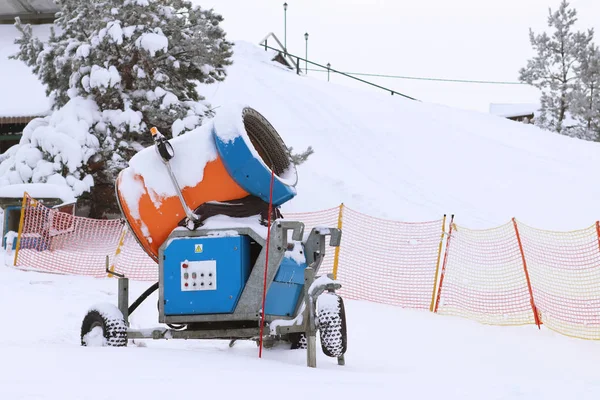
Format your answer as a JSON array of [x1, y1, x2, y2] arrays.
[[284, 2, 287, 10], [305, 32, 309, 40], [327, 62, 331, 68]]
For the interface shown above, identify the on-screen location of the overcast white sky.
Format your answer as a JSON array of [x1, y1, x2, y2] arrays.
[[195, 0, 600, 113]]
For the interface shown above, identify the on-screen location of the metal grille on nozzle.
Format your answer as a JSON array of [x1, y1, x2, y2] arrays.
[[242, 107, 291, 177]]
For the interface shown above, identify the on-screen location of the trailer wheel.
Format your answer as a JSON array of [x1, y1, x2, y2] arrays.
[[317, 293, 347, 358], [80, 303, 127, 347], [289, 332, 307, 349]]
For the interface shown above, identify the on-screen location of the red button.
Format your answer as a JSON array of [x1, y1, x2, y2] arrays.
[[182, 263, 188, 268], [185, 282, 189, 287]]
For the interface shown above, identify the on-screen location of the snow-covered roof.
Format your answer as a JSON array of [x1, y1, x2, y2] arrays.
[[0, 0, 58, 23], [0, 183, 75, 203], [489, 103, 539, 118], [0, 23, 51, 118]]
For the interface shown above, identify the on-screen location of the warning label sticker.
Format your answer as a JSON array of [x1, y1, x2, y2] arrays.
[[195, 244, 203, 253]]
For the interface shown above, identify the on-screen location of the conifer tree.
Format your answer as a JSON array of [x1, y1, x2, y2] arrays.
[[570, 44, 600, 140], [519, 0, 593, 135], [7, 0, 233, 217]]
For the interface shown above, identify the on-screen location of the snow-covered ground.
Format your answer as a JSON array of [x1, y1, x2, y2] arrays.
[[4, 24, 600, 400], [199, 41, 600, 231], [3, 250, 600, 400]]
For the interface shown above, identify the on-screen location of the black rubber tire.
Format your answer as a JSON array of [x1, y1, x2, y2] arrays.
[[289, 332, 307, 350], [317, 293, 347, 358], [80, 304, 127, 347]]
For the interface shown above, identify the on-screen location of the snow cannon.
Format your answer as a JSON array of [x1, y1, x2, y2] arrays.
[[82, 105, 348, 368], [115, 106, 299, 262]]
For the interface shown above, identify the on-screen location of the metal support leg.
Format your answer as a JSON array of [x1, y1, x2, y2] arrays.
[[118, 278, 129, 326], [304, 267, 317, 368]]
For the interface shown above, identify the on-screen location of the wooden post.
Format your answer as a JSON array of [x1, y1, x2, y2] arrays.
[[108, 225, 128, 278], [434, 214, 454, 313], [332, 203, 344, 280], [430, 214, 447, 312], [13, 192, 29, 267]]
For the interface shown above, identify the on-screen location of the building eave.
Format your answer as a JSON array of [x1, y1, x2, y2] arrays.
[[0, 116, 44, 124], [0, 12, 56, 24]]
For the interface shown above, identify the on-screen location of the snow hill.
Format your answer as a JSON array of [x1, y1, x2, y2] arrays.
[[199, 41, 600, 231], [4, 37, 600, 400]]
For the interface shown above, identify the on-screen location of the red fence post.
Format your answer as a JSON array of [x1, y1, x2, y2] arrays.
[[512, 218, 541, 329], [434, 214, 454, 313], [595, 222, 600, 252]]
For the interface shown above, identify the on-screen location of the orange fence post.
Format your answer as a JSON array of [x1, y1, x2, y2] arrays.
[[13, 192, 29, 267], [430, 214, 447, 312], [512, 218, 541, 329], [434, 214, 454, 313], [108, 224, 129, 278], [332, 203, 344, 280]]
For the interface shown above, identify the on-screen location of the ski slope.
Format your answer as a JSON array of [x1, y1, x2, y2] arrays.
[[3, 251, 600, 400], [4, 38, 600, 400], [199, 41, 600, 231]]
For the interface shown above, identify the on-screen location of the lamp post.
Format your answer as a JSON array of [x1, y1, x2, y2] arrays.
[[283, 3, 288, 55], [304, 32, 309, 74], [327, 62, 331, 81]]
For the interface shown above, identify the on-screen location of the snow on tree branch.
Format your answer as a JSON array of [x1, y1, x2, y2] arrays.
[[5, 0, 233, 217]]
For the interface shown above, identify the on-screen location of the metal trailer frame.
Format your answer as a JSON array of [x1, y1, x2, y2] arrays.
[[116, 220, 344, 368]]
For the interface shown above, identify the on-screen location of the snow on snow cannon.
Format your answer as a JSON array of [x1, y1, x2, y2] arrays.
[[115, 106, 299, 262], [80, 105, 347, 368]]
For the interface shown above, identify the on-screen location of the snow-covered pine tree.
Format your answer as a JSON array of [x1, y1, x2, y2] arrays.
[[6, 0, 233, 218], [519, 0, 593, 135], [570, 44, 600, 141], [287, 146, 314, 166]]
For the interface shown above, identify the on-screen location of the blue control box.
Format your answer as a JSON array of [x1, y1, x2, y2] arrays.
[[264, 255, 307, 317], [163, 235, 251, 315]]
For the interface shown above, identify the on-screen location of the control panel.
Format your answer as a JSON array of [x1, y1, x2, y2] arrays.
[[181, 260, 217, 291], [162, 235, 251, 315]]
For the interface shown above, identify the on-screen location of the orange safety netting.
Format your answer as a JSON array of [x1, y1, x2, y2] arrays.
[[434, 220, 538, 326], [15, 194, 125, 277], [15, 191, 600, 341], [15, 198, 445, 313], [517, 221, 600, 340], [110, 227, 158, 281], [290, 206, 445, 310], [337, 208, 444, 309]]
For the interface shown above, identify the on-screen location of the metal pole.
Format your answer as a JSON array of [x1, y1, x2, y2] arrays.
[[327, 62, 331, 82], [304, 33, 309, 74], [118, 277, 130, 326], [284, 3, 287, 55]]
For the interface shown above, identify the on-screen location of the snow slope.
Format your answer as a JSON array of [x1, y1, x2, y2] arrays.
[[2, 251, 600, 400], [198, 42, 600, 231]]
